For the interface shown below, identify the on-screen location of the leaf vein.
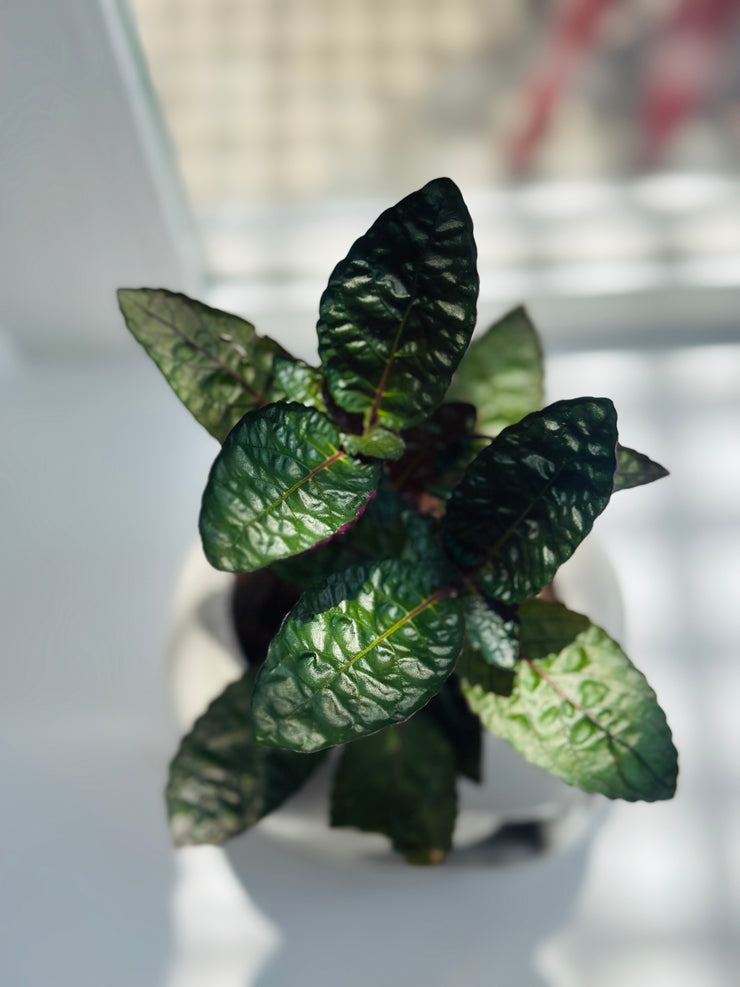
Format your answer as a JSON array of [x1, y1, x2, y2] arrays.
[[523, 658, 665, 791], [132, 299, 269, 405]]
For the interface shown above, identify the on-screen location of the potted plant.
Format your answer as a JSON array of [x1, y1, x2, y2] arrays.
[[119, 177, 677, 866]]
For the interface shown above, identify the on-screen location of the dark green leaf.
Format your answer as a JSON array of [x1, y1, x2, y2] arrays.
[[118, 288, 289, 441], [396, 510, 457, 587], [200, 402, 379, 571], [457, 641, 516, 699], [426, 675, 483, 782], [614, 444, 669, 492], [448, 306, 544, 436], [463, 594, 518, 670], [389, 401, 478, 496], [317, 177, 479, 431], [166, 672, 325, 846], [269, 539, 356, 593], [252, 559, 464, 752], [443, 398, 618, 603], [268, 482, 408, 590], [270, 493, 453, 593], [342, 425, 405, 460], [330, 713, 457, 864], [463, 599, 678, 802], [272, 356, 327, 412]]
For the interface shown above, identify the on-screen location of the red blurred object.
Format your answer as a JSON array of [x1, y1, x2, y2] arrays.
[[640, 0, 740, 165], [508, 0, 616, 174], [508, 0, 740, 173]]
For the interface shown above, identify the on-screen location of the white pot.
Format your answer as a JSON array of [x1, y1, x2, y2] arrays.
[[168, 537, 623, 866]]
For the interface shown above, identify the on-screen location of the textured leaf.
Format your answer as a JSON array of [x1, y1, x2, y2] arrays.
[[443, 398, 618, 603], [166, 672, 325, 846], [118, 288, 289, 441], [463, 595, 518, 670], [269, 487, 450, 591], [200, 402, 379, 571], [272, 355, 327, 412], [614, 444, 669, 491], [252, 559, 464, 752], [463, 599, 678, 801], [330, 713, 457, 863], [268, 482, 408, 590], [317, 177, 479, 431], [448, 306, 544, 436], [342, 426, 405, 460]]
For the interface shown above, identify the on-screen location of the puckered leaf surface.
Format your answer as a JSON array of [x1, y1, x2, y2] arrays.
[[448, 306, 544, 435], [268, 481, 408, 591], [462, 594, 519, 670], [272, 355, 327, 412], [166, 672, 325, 846], [443, 398, 618, 603], [614, 444, 669, 491], [463, 599, 678, 801], [317, 177, 479, 431], [118, 288, 289, 441], [252, 559, 464, 752], [330, 713, 457, 864], [200, 402, 379, 571], [268, 482, 451, 591]]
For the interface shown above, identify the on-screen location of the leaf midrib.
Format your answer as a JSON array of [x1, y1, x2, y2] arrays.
[[238, 447, 347, 531], [478, 460, 569, 568], [132, 298, 269, 406], [284, 588, 450, 716], [366, 293, 417, 427], [522, 657, 668, 793], [366, 200, 447, 428]]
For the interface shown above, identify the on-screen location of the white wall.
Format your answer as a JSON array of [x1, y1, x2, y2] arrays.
[[0, 1, 201, 355]]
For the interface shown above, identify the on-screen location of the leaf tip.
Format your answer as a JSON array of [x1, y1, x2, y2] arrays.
[[116, 286, 138, 315], [423, 175, 460, 195]]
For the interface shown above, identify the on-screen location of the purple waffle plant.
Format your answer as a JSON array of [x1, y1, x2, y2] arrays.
[[119, 178, 677, 864]]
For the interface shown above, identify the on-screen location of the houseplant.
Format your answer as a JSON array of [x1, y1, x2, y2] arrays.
[[119, 177, 677, 866]]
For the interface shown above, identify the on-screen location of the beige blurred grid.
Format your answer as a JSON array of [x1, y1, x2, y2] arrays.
[[130, 0, 532, 207], [132, 0, 740, 214]]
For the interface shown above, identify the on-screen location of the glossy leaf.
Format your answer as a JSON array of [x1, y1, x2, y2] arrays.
[[118, 288, 289, 441], [463, 599, 678, 801], [342, 426, 405, 460], [272, 355, 327, 412], [200, 402, 379, 571], [614, 444, 669, 491], [463, 595, 518, 670], [443, 398, 618, 603], [272, 492, 453, 593], [268, 481, 408, 590], [317, 177, 479, 431], [447, 306, 544, 436], [252, 559, 464, 752], [166, 672, 325, 846], [330, 713, 457, 864]]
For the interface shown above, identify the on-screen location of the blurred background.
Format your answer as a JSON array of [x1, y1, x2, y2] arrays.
[[1, 1, 739, 984]]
